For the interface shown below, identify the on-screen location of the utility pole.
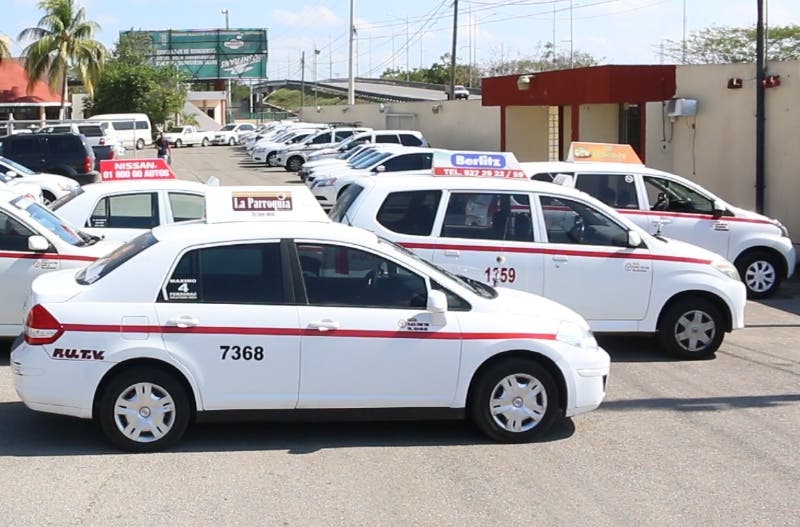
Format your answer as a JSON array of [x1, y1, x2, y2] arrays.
[[347, 0, 355, 104], [314, 47, 320, 106], [681, 0, 687, 64], [552, 2, 557, 65], [449, 0, 459, 100], [755, 0, 766, 213], [300, 50, 306, 108], [569, 0, 574, 68], [406, 16, 410, 81], [392, 33, 396, 71], [221, 9, 231, 123], [328, 34, 333, 79]]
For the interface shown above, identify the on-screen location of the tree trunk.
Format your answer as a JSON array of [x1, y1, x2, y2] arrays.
[[59, 71, 68, 120]]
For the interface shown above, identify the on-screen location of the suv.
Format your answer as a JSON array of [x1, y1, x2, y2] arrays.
[[38, 122, 125, 156], [0, 133, 99, 185], [277, 127, 371, 171]]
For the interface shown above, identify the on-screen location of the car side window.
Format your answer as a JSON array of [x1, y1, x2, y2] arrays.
[[531, 172, 555, 182], [540, 195, 629, 247], [89, 193, 159, 229], [297, 243, 427, 309], [11, 137, 39, 155], [431, 281, 471, 311], [575, 173, 639, 210], [135, 121, 148, 130], [441, 192, 533, 242], [643, 176, 714, 214], [50, 137, 80, 154], [399, 134, 423, 146], [311, 132, 332, 144], [168, 193, 205, 222], [377, 190, 441, 236], [379, 154, 422, 172], [335, 130, 355, 141], [0, 211, 36, 251], [375, 134, 400, 144], [162, 243, 285, 304]]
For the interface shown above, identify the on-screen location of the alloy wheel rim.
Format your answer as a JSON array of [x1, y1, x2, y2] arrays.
[[489, 373, 547, 433], [114, 382, 176, 443], [745, 260, 776, 293], [674, 309, 716, 352]]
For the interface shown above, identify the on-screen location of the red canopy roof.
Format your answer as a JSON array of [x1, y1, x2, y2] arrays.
[[0, 59, 64, 104]]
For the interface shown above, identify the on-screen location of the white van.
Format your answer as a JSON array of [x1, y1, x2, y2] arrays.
[[521, 143, 796, 298], [89, 113, 153, 150]]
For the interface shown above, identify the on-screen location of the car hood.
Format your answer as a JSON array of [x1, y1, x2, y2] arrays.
[[255, 141, 288, 150], [492, 286, 590, 331], [645, 235, 724, 263], [727, 205, 779, 226]]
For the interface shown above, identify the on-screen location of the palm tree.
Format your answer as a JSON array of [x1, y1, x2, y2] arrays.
[[18, 0, 107, 119], [0, 37, 11, 62]]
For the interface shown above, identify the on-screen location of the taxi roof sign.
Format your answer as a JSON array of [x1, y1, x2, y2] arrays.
[[432, 150, 527, 179], [99, 158, 176, 181], [566, 142, 643, 164], [205, 186, 330, 224]]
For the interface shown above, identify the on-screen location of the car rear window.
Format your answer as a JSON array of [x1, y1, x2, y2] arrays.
[[78, 126, 104, 137], [377, 190, 441, 236], [329, 184, 364, 223], [76, 232, 158, 285]]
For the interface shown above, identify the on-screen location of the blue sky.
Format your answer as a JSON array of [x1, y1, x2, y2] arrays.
[[2, 0, 799, 80]]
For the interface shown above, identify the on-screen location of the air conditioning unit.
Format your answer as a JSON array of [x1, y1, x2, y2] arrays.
[[666, 98, 698, 118]]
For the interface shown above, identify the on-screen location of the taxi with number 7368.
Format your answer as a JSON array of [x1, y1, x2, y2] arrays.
[[11, 186, 609, 452]]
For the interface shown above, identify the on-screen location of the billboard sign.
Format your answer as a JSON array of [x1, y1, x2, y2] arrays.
[[122, 29, 268, 80]]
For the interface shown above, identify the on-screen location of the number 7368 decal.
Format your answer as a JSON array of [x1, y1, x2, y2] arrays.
[[220, 345, 264, 360]]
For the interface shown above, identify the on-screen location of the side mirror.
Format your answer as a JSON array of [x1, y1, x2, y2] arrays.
[[627, 230, 643, 248], [712, 199, 726, 218], [206, 176, 220, 187], [374, 165, 386, 173], [28, 235, 49, 252], [427, 290, 448, 314]]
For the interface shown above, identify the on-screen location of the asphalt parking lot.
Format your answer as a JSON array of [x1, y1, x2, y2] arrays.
[[0, 145, 798, 526]]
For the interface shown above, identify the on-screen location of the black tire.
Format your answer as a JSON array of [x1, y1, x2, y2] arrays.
[[201, 138, 209, 147], [287, 156, 304, 172], [470, 358, 560, 443], [657, 297, 725, 360], [174, 139, 182, 148], [42, 190, 56, 206], [97, 366, 191, 453], [228, 137, 236, 146], [135, 138, 145, 150], [266, 151, 277, 166], [735, 250, 783, 298]]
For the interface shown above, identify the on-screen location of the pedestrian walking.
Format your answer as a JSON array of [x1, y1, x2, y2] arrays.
[[156, 133, 172, 165]]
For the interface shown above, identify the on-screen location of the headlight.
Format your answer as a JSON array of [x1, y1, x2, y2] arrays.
[[314, 178, 337, 188], [556, 321, 598, 350], [712, 260, 741, 281], [773, 220, 789, 238]]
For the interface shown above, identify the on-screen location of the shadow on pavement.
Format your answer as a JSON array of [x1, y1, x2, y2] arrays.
[[597, 336, 680, 363], [0, 402, 576, 457], [599, 393, 800, 412]]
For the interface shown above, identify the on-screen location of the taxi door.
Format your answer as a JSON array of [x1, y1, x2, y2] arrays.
[[0, 209, 59, 330], [641, 175, 730, 257], [154, 241, 301, 410], [430, 191, 544, 294], [536, 194, 653, 322], [294, 241, 462, 408]]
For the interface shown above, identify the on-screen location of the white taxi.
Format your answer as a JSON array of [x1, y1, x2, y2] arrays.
[[12, 186, 609, 452], [50, 179, 208, 242], [0, 188, 121, 337], [331, 173, 747, 360], [522, 143, 796, 298], [0, 155, 79, 204]]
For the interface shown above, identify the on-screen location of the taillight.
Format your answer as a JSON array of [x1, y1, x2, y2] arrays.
[[83, 156, 92, 173], [108, 150, 115, 160], [24, 305, 64, 345]]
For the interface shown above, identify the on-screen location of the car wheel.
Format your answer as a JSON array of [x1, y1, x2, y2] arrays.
[[736, 251, 782, 298], [136, 138, 145, 150], [175, 139, 182, 148], [287, 156, 304, 172], [657, 297, 724, 360], [98, 366, 191, 452], [201, 138, 209, 147], [470, 358, 559, 443], [267, 152, 277, 166], [41, 191, 56, 206], [228, 137, 236, 146]]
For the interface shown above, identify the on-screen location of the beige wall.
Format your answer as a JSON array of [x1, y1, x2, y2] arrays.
[[504, 105, 550, 161], [298, 99, 499, 151], [645, 61, 800, 239], [578, 103, 619, 144]]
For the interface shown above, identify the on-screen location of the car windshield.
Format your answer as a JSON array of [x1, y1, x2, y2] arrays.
[[10, 195, 86, 246], [376, 237, 497, 299], [219, 125, 236, 131], [167, 127, 183, 133], [352, 151, 391, 169], [0, 156, 37, 176], [76, 232, 158, 285], [272, 132, 295, 143]]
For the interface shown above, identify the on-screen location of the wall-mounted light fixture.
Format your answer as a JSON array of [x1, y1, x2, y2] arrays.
[[516, 74, 533, 91], [378, 103, 386, 113], [431, 104, 443, 114], [727, 77, 743, 89], [762, 74, 781, 88]]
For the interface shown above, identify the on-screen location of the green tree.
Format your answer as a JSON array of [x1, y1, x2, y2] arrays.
[[381, 54, 472, 86], [90, 32, 187, 130], [664, 24, 800, 64], [483, 43, 600, 76], [17, 0, 107, 119]]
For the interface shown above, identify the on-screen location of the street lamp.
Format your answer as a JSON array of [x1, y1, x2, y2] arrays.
[[221, 9, 231, 123]]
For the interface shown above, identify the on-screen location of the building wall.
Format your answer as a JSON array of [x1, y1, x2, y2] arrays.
[[299, 99, 500, 151], [578, 103, 619, 144], [645, 61, 800, 239], [504, 105, 550, 161]]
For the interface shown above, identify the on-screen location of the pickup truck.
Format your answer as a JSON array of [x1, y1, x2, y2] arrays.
[[163, 126, 216, 148]]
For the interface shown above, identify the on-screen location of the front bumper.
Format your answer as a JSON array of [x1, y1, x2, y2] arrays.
[[252, 151, 268, 163], [565, 346, 610, 418], [211, 137, 231, 145], [311, 184, 336, 211]]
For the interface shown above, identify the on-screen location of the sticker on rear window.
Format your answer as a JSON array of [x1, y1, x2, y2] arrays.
[[168, 278, 198, 300]]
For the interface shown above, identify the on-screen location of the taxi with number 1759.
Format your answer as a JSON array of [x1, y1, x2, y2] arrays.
[[12, 186, 609, 452]]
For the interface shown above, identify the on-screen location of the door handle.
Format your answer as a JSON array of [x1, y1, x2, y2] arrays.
[[653, 217, 672, 225], [308, 319, 340, 332], [552, 255, 568, 262], [165, 315, 199, 328], [443, 249, 460, 257]]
